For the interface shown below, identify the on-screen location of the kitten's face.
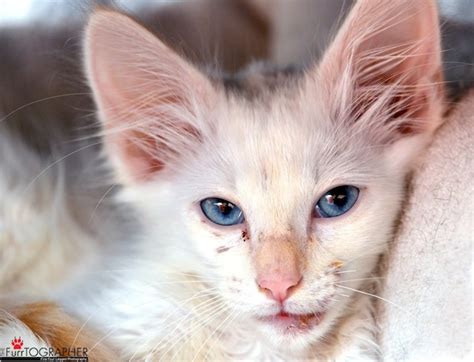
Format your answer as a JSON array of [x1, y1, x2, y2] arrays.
[[85, 0, 442, 354], [132, 90, 404, 349], [163, 107, 399, 348]]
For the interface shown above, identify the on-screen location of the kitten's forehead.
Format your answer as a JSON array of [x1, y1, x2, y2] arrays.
[[192, 87, 381, 233], [214, 85, 374, 182]]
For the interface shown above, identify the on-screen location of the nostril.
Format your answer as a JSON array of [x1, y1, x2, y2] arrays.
[[286, 279, 301, 294], [257, 276, 302, 302], [258, 285, 276, 300]]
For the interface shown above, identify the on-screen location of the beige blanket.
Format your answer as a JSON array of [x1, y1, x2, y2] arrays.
[[379, 92, 473, 360]]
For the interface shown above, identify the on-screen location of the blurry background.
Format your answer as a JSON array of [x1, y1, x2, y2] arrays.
[[1, 0, 473, 67]]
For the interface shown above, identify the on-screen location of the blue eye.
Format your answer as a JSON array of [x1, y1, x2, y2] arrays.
[[315, 186, 359, 218], [200, 198, 245, 226]]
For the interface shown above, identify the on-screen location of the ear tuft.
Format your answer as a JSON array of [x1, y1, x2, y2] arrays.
[[316, 0, 444, 147]]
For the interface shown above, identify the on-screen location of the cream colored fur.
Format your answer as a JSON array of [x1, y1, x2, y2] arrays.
[[78, 0, 445, 360]]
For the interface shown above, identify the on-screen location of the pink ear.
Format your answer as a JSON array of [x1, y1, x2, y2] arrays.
[[316, 0, 443, 144], [84, 11, 215, 183]]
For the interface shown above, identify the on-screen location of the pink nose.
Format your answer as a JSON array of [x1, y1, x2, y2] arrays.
[[257, 274, 302, 302]]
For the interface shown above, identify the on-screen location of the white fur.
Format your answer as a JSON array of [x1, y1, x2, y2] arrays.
[[75, 0, 443, 360]]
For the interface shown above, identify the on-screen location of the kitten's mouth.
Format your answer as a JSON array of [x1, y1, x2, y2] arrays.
[[258, 311, 325, 333]]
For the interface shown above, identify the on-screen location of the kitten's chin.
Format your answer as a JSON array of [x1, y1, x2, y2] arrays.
[[257, 311, 325, 333], [255, 310, 333, 351]]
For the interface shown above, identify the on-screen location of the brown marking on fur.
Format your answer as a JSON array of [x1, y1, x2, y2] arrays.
[[241, 230, 250, 241], [7, 302, 118, 361], [216, 245, 230, 253], [330, 260, 344, 270]]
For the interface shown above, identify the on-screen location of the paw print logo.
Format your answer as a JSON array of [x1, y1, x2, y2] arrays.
[[11, 337, 23, 350]]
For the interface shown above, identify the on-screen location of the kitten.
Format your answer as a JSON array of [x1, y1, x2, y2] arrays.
[[78, 0, 444, 359]]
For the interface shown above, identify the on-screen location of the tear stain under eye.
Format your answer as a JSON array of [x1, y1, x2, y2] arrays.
[[216, 246, 231, 254], [241, 230, 250, 241]]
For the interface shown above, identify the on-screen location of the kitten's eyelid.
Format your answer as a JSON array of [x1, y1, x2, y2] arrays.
[[191, 189, 241, 204], [191, 195, 243, 210], [313, 184, 366, 206]]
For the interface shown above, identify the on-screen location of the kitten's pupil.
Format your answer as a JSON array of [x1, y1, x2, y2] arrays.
[[200, 198, 245, 226], [316, 186, 359, 218], [218, 202, 232, 214], [326, 193, 347, 206]]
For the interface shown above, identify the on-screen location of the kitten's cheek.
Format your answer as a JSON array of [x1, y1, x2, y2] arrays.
[[184, 208, 244, 259]]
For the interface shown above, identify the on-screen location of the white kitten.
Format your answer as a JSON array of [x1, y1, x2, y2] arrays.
[[81, 0, 443, 359]]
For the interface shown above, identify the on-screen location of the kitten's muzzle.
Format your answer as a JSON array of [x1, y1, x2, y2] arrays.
[[255, 235, 303, 302]]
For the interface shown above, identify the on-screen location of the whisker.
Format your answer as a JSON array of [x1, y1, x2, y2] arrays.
[[70, 314, 93, 349], [197, 308, 241, 362], [148, 294, 225, 357], [335, 269, 358, 275], [126, 289, 221, 361], [337, 277, 385, 283], [88, 183, 120, 224], [335, 284, 405, 311], [91, 294, 223, 357], [202, 308, 242, 362], [77, 286, 220, 354], [0, 92, 91, 124], [21, 141, 102, 196], [156, 303, 230, 361]]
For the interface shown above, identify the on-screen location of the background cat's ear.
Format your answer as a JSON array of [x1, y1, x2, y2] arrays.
[[84, 11, 216, 183], [315, 0, 443, 168]]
